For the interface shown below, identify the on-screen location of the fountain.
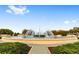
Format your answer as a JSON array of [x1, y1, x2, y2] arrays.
[[10, 29, 54, 39], [33, 30, 54, 38], [44, 31, 54, 38], [34, 31, 46, 38]]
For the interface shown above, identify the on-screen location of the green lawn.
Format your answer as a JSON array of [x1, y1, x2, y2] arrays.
[[48, 42, 79, 54], [0, 42, 31, 54]]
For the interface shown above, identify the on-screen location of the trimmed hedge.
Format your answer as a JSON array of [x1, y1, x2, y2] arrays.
[[48, 42, 79, 54], [34, 35, 39, 37], [34, 35, 45, 37], [0, 42, 31, 54]]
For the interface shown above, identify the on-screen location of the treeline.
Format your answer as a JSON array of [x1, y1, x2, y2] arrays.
[[0, 27, 79, 36], [0, 29, 33, 36], [52, 27, 79, 36], [0, 29, 19, 36]]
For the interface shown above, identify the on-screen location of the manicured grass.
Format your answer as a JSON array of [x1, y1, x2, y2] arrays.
[[48, 42, 79, 54], [0, 42, 31, 54]]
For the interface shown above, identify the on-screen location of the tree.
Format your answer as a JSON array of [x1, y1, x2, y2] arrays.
[[46, 31, 52, 36], [14, 33, 19, 36], [27, 30, 32, 35], [58, 30, 68, 36], [70, 27, 79, 39], [52, 30, 58, 35], [52, 30, 68, 36], [0, 29, 14, 36], [69, 27, 79, 35], [73, 27, 79, 30], [22, 29, 28, 35]]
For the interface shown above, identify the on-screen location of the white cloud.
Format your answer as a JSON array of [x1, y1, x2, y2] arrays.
[[72, 20, 77, 23], [64, 20, 77, 25], [6, 5, 29, 15], [64, 20, 70, 24], [6, 9, 12, 13], [26, 10, 30, 13]]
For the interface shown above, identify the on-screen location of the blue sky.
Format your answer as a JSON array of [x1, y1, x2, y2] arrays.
[[0, 5, 79, 33]]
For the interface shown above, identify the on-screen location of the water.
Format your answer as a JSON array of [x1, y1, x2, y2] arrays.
[[10, 36, 33, 39], [7, 35, 54, 40]]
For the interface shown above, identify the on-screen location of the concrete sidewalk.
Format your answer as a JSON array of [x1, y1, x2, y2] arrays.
[[29, 45, 51, 54], [0, 39, 4, 43]]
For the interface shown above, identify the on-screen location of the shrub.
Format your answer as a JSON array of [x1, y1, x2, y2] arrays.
[[34, 35, 39, 37], [48, 42, 79, 54], [0, 42, 31, 54], [40, 35, 45, 37], [34, 35, 45, 37]]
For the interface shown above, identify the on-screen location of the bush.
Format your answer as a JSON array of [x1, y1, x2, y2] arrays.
[[48, 42, 79, 54], [34, 35, 45, 37], [0, 42, 31, 54], [40, 35, 45, 37], [34, 35, 39, 37]]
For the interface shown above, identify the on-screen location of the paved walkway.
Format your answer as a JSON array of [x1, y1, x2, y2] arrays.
[[29, 45, 51, 54], [2, 38, 79, 54], [0, 39, 4, 43]]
